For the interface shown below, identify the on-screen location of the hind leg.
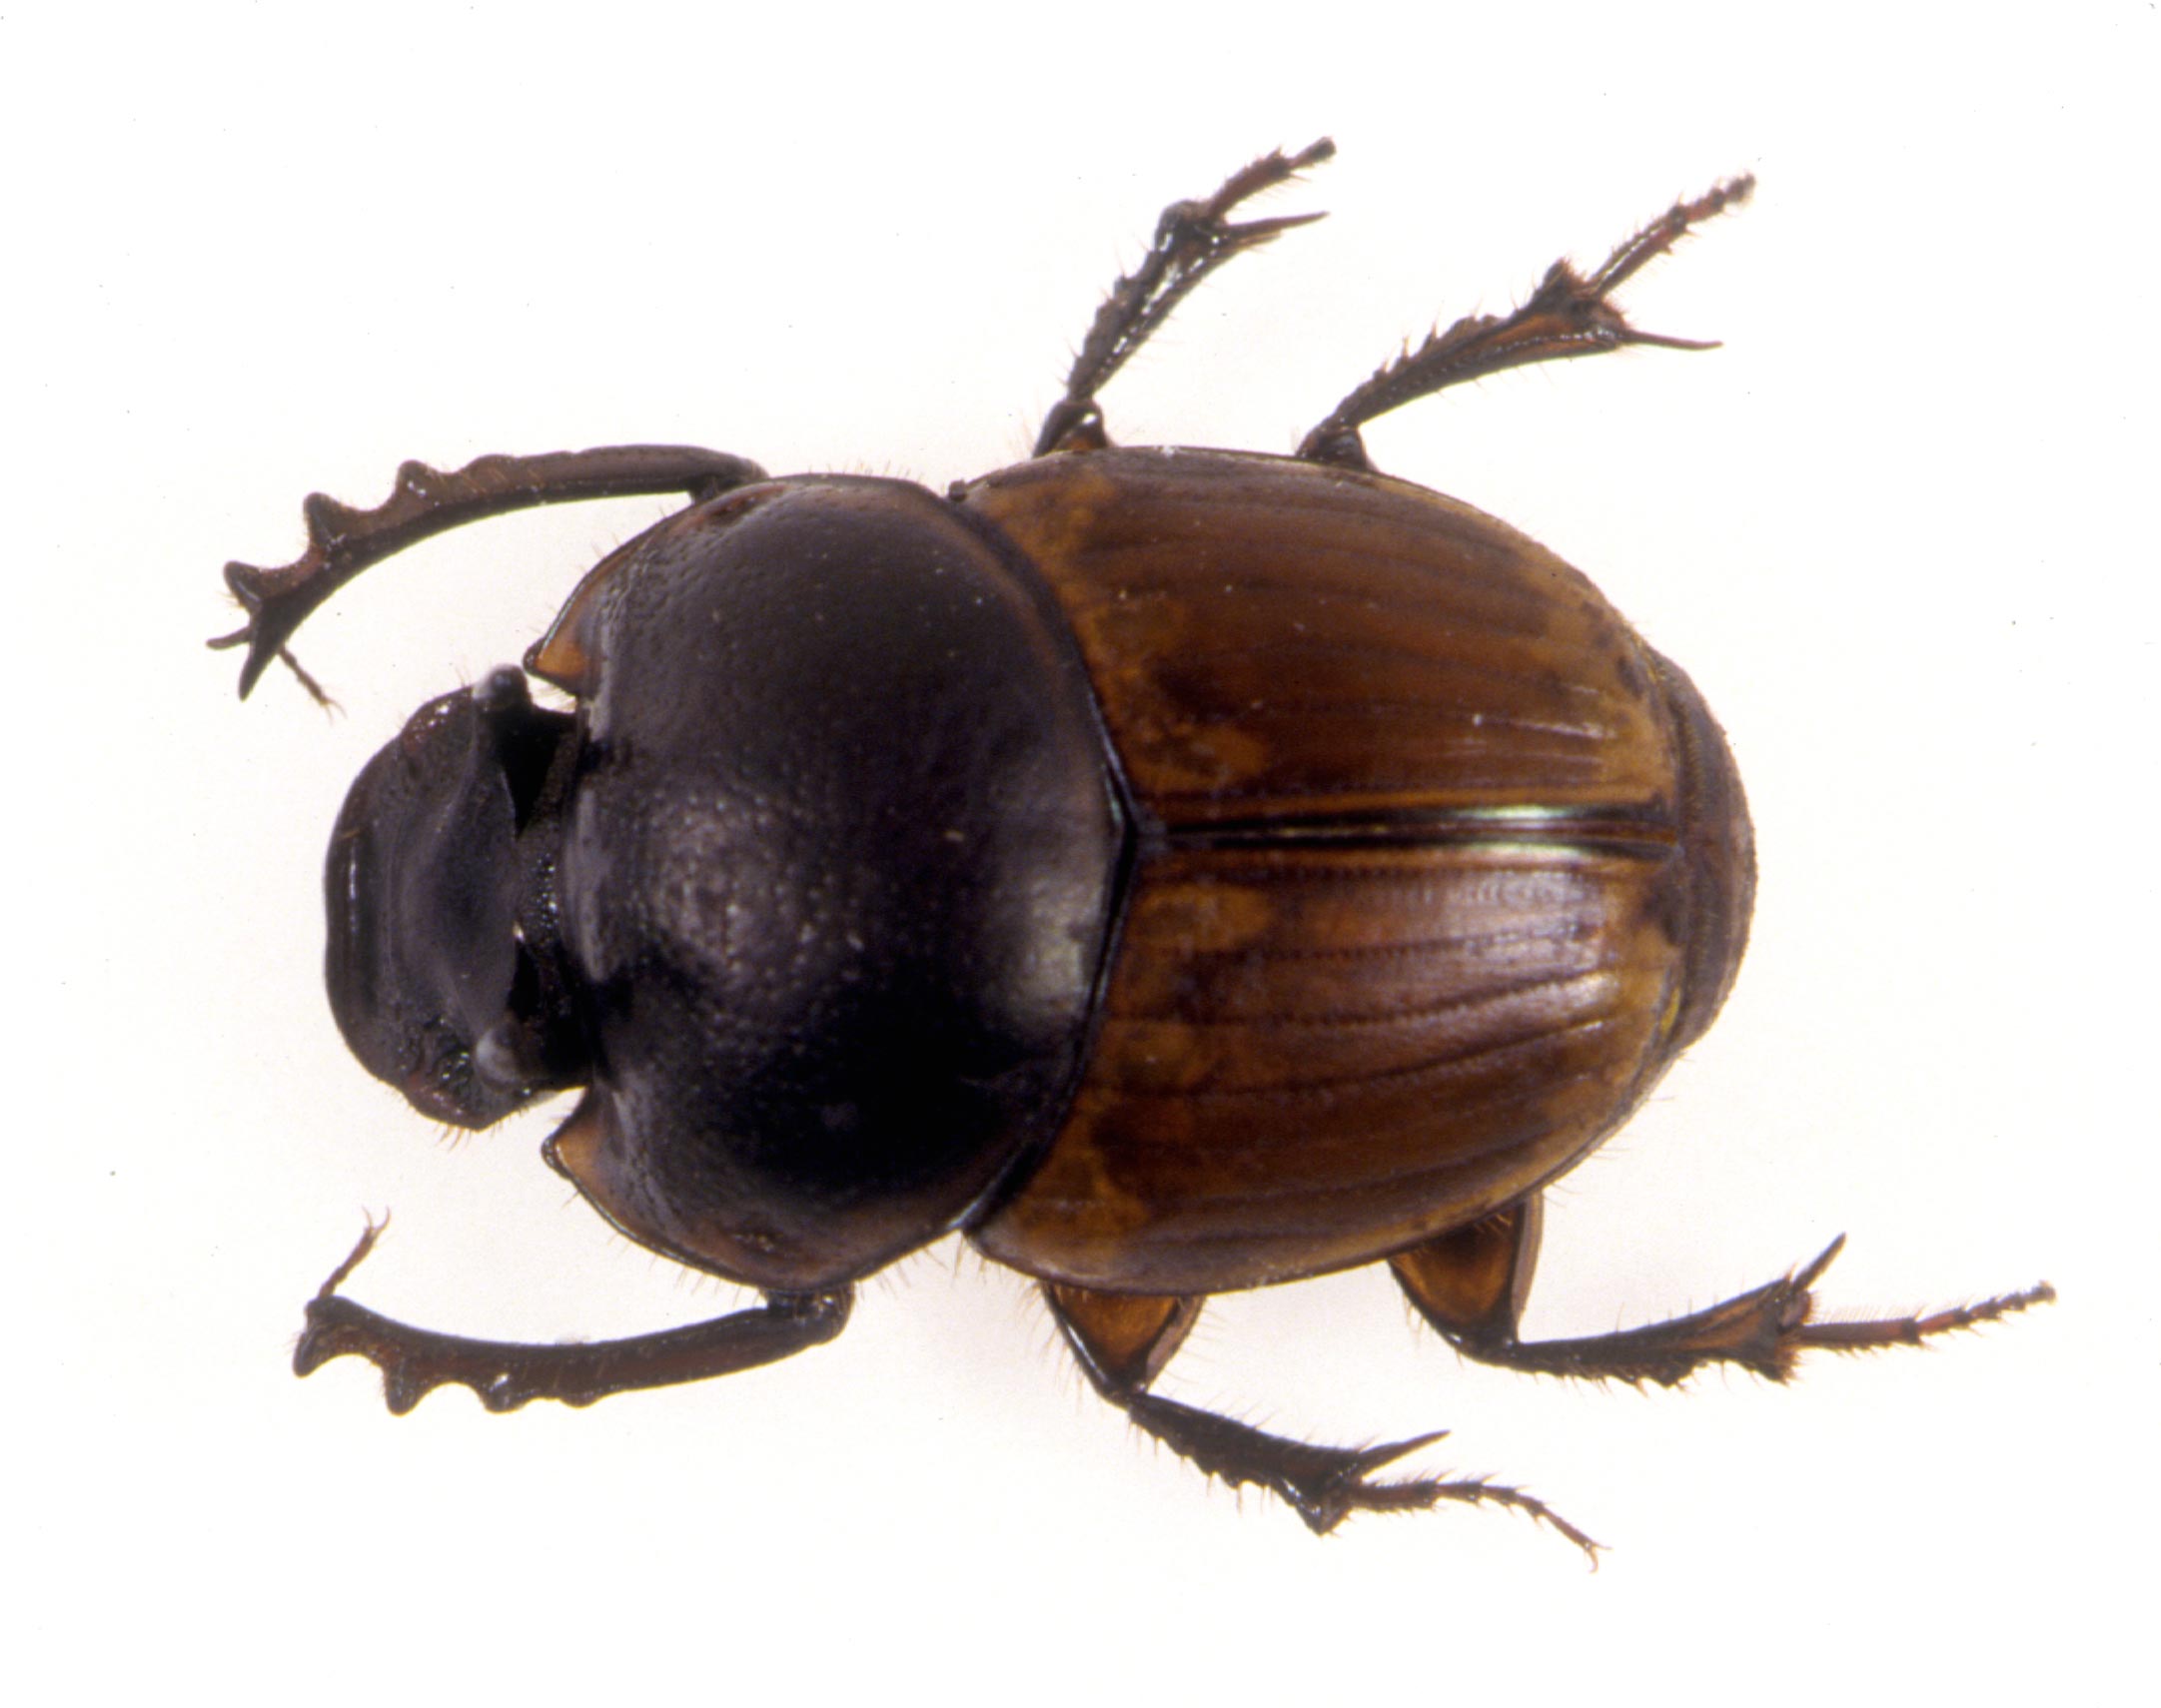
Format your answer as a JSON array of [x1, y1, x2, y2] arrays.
[[1298, 175, 1753, 469]]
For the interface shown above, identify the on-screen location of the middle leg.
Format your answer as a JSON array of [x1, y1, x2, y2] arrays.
[[1042, 1278, 1600, 1558], [1033, 139, 1336, 455]]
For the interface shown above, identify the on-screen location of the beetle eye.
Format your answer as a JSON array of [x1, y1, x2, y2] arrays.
[[472, 1018, 537, 1094], [475, 666, 565, 831], [468, 940, 585, 1096]]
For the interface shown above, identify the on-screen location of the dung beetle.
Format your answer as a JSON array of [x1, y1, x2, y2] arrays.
[[218, 141, 2050, 1558]]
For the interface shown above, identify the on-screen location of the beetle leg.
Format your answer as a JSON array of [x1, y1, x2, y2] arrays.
[[1034, 139, 1336, 456], [292, 1218, 850, 1413], [1393, 1213, 2054, 1386], [1042, 1280, 1600, 1560], [1298, 175, 1753, 468], [212, 444, 768, 700]]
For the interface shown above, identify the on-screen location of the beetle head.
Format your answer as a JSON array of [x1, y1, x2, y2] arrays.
[[326, 667, 582, 1127]]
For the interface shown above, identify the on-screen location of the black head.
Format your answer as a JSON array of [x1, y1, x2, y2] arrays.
[[325, 667, 581, 1127]]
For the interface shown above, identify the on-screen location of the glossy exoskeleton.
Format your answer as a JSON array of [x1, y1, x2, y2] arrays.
[[219, 142, 2049, 1557]]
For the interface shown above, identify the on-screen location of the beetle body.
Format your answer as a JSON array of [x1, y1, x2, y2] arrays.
[[230, 144, 2046, 1552], [334, 447, 1748, 1298]]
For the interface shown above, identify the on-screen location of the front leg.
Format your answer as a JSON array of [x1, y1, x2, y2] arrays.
[[213, 444, 766, 699], [295, 1220, 851, 1413], [1391, 1199, 2054, 1386], [1042, 1280, 1600, 1560]]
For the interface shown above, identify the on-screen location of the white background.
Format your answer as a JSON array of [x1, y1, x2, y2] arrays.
[[9, 4, 2150, 1700]]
